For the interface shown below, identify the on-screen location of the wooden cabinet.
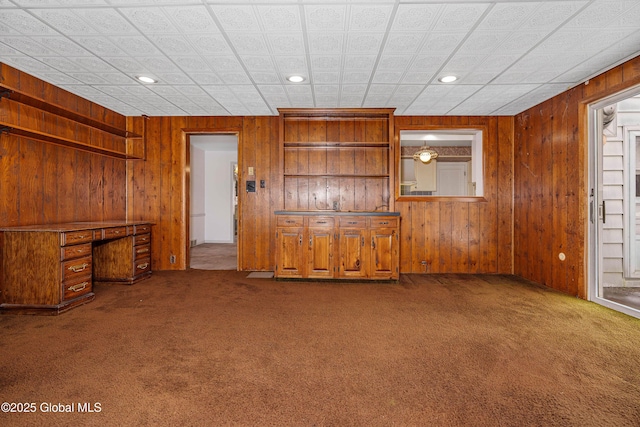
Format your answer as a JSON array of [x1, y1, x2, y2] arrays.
[[0, 221, 152, 315], [275, 213, 399, 281]]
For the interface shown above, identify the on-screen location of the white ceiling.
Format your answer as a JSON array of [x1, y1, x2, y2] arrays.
[[1, 0, 639, 117]]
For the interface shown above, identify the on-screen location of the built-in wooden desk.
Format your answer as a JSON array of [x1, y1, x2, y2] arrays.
[[0, 221, 152, 315]]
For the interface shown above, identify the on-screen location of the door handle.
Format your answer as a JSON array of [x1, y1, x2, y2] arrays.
[[602, 200, 606, 224]]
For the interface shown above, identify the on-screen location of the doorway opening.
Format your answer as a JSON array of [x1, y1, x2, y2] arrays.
[[188, 134, 238, 270], [589, 86, 640, 319]]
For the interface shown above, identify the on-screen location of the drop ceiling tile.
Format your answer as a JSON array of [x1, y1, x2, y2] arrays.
[[267, 33, 305, 55], [39, 57, 87, 72], [249, 71, 281, 84], [383, 33, 426, 54], [137, 56, 181, 74], [164, 6, 218, 33], [274, 55, 307, 74], [0, 42, 19, 55], [241, 55, 275, 71], [94, 73, 136, 85], [402, 72, 435, 84], [313, 72, 340, 84], [522, 1, 588, 30], [0, 10, 62, 35], [347, 33, 384, 54], [433, 4, 490, 32], [477, 2, 541, 30], [227, 33, 269, 54], [153, 72, 193, 85], [72, 36, 126, 56], [119, 7, 178, 34], [101, 56, 146, 73], [150, 35, 197, 56], [208, 56, 244, 72], [172, 56, 211, 73], [188, 73, 223, 85], [349, 5, 393, 31], [256, 5, 301, 31], [3, 56, 58, 72], [343, 71, 371, 83], [32, 36, 91, 56], [308, 33, 344, 54], [565, 0, 637, 28], [457, 31, 506, 54], [188, 35, 232, 55], [341, 85, 366, 95], [372, 71, 402, 84], [344, 55, 376, 70], [421, 32, 467, 54], [218, 73, 252, 85], [36, 72, 83, 85], [29, 9, 93, 35], [286, 85, 312, 97], [391, 4, 442, 31], [0, 36, 51, 56], [314, 85, 338, 95], [210, 5, 260, 32], [73, 8, 138, 35], [304, 5, 346, 31], [109, 36, 162, 57], [340, 95, 364, 107], [311, 55, 341, 70]]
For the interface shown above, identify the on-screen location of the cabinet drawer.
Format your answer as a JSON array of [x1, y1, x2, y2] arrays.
[[102, 226, 128, 240], [134, 233, 150, 246], [61, 243, 92, 261], [134, 258, 151, 275], [134, 244, 151, 259], [135, 224, 151, 235], [307, 217, 334, 227], [61, 230, 93, 246], [63, 274, 92, 301], [61, 256, 92, 280], [339, 217, 366, 228], [277, 216, 304, 227], [369, 217, 398, 228]]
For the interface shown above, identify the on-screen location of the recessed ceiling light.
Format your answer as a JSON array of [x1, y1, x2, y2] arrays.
[[287, 75, 305, 83], [438, 75, 458, 83], [136, 75, 157, 84]]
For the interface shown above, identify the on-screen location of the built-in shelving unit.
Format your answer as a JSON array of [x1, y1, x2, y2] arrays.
[[278, 108, 395, 212], [0, 85, 144, 160]]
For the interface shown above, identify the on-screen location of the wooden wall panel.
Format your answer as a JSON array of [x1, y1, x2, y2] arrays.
[[0, 65, 128, 228], [513, 55, 640, 299], [395, 116, 514, 275]]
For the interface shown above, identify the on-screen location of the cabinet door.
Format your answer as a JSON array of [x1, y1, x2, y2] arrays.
[[307, 227, 334, 278], [338, 228, 368, 278], [275, 227, 304, 278], [370, 228, 398, 279]]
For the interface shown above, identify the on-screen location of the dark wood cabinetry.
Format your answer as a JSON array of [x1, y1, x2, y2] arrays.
[[0, 221, 152, 315], [275, 212, 399, 281]]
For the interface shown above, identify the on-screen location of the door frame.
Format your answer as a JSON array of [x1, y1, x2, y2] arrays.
[[184, 129, 242, 271], [588, 86, 640, 319]]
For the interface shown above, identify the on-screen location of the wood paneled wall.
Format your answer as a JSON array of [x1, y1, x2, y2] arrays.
[[0, 63, 128, 226], [513, 56, 640, 299], [126, 115, 281, 271], [395, 116, 514, 274]]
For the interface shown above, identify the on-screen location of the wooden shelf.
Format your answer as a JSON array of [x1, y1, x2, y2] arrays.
[[0, 125, 140, 159], [0, 85, 139, 138], [284, 142, 390, 148], [284, 174, 389, 179]]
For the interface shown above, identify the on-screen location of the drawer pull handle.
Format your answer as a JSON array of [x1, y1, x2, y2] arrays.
[[68, 282, 88, 292], [316, 221, 327, 224], [68, 263, 89, 273], [379, 221, 389, 225], [285, 220, 295, 224], [347, 221, 357, 225], [137, 263, 149, 270], [136, 248, 150, 254]]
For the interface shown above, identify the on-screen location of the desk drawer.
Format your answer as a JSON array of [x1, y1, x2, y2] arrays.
[[134, 244, 150, 259], [134, 258, 151, 275], [61, 243, 92, 261], [307, 217, 334, 227], [134, 233, 150, 246], [63, 274, 92, 301], [135, 224, 151, 235], [62, 256, 92, 281], [102, 227, 128, 240], [61, 230, 93, 246]]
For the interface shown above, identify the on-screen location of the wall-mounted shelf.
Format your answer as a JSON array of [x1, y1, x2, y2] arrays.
[[0, 125, 139, 159], [0, 86, 139, 139], [0, 85, 144, 160]]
